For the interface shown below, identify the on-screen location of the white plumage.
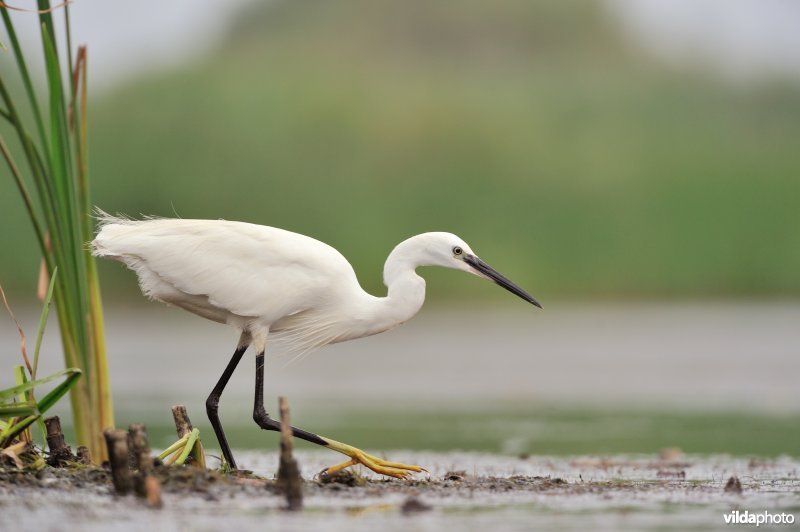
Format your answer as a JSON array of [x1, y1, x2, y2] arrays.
[[91, 214, 533, 356], [91, 212, 540, 476]]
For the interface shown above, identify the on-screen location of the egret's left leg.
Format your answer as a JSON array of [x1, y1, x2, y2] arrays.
[[252, 352, 425, 479]]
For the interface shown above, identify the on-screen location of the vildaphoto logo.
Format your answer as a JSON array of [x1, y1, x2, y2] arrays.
[[723, 510, 795, 526]]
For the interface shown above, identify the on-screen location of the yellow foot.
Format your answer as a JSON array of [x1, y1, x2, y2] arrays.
[[319, 437, 426, 480]]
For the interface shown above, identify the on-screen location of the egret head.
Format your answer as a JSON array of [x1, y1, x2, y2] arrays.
[[394, 232, 542, 308]]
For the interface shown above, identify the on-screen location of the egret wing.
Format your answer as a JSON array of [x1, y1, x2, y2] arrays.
[[94, 218, 357, 321]]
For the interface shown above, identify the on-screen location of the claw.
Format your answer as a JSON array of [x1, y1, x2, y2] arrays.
[[321, 458, 357, 477], [319, 437, 425, 480]]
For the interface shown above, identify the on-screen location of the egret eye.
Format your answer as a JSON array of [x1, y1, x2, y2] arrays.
[[453, 246, 463, 256]]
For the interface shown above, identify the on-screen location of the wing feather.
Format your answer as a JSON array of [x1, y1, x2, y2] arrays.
[[92, 216, 358, 322]]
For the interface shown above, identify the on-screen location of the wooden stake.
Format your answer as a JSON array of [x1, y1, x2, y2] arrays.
[[276, 396, 303, 511], [171, 405, 193, 438], [128, 423, 155, 497], [145, 475, 163, 509], [104, 429, 132, 495], [128, 424, 153, 473], [44, 416, 73, 467]]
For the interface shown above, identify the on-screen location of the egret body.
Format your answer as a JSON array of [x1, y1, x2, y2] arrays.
[[92, 215, 540, 477]]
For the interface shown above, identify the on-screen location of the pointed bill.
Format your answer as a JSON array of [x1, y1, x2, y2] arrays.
[[463, 254, 542, 308]]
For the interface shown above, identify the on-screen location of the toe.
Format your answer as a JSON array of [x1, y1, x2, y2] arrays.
[[358, 454, 421, 479]]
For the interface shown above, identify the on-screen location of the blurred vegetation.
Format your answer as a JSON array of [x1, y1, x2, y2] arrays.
[[3, 0, 799, 301], [110, 404, 800, 458]]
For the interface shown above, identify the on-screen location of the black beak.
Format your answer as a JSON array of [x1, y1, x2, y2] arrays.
[[464, 254, 542, 309]]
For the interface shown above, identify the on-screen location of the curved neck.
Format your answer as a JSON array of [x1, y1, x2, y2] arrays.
[[346, 237, 428, 339], [383, 265, 426, 325], [383, 235, 430, 316], [379, 237, 429, 328]]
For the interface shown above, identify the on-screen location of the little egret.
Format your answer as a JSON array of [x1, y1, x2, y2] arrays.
[[92, 214, 541, 478]]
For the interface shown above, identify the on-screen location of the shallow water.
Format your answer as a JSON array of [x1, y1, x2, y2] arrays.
[[2, 452, 798, 531], [6, 302, 798, 416]]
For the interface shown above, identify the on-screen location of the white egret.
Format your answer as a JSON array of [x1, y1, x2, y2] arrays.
[[92, 214, 541, 478]]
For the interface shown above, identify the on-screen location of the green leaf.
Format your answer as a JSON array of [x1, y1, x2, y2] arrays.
[[158, 433, 189, 461], [32, 267, 58, 380], [13, 365, 29, 402], [0, 368, 81, 402], [0, 368, 81, 446], [0, 402, 39, 418], [35, 368, 82, 413], [0, 7, 50, 158], [11, 365, 34, 441], [176, 428, 200, 465]]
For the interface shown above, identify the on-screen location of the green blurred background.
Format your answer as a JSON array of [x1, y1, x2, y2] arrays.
[[3, 0, 799, 301], [2, 0, 799, 458]]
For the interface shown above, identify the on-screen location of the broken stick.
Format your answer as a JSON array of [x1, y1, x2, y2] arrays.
[[128, 423, 155, 497], [276, 396, 303, 511], [104, 429, 132, 495], [44, 416, 73, 467], [171, 405, 193, 438]]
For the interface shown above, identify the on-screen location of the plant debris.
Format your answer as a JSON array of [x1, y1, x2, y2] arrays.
[[275, 397, 302, 511], [318, 469, 366, 487], [443, 470, 466, 481], [401, 496, 432, 514], [724, 476, 743, 494]]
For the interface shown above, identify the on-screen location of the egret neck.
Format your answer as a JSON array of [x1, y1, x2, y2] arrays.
[[349, 236, 430, 339]]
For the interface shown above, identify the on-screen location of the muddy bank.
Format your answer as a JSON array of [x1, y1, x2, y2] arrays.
[[1, 451, 797, 531]]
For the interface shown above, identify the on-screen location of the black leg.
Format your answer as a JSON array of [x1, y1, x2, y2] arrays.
[[253, 352, 328, 446], [252, 352, 426, 479], [206, 344, 248, 470]]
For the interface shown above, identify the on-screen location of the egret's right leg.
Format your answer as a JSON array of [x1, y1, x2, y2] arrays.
[[252, 351, 328, 446], [252, 352, 425, 479], [206, 342, 249, 470]]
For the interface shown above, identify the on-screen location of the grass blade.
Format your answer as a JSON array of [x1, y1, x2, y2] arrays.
[[0, 76, 60, 264], [0, 6, 50, 158], [158, 433, 189, 461], [0, 138, 46, 250], [0, 368, 81, 402], [0, 368, 82, 446], [0, 282, 31, 374], [35, 368, 82, 412], [13, 366, 33, 442], [176, 428, 200, 465], [32, 267, 58, 380], [0, 403, 39, 418]]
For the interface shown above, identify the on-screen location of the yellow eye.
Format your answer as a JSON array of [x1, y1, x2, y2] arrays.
[[453, 246, 463, 256]]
